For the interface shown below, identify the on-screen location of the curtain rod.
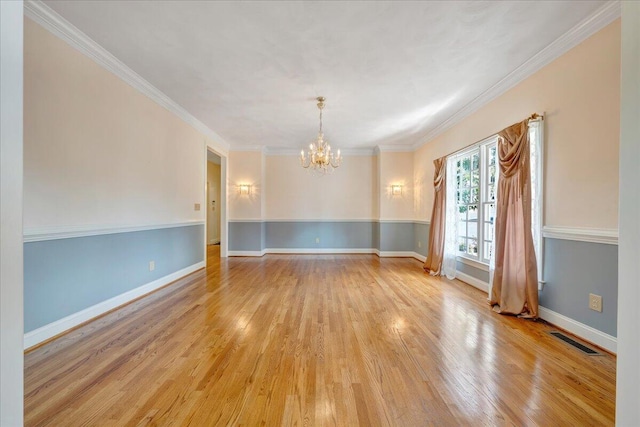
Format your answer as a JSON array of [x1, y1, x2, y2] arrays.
[[445, 112, 544, 160]]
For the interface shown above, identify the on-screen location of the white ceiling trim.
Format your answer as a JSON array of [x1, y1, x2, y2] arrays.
[[376, 145, 416, 153], [411, 0, 621, 150], [23, 0, 231, 152], [265, 147, 376, 156], [229, 145, 266, 153], [24, 0, 619, 155]]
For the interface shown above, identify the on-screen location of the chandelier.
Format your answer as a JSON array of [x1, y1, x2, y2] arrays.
[[300, 97, 342, 174]]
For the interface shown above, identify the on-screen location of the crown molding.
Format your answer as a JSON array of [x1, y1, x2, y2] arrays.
[[24, 0, 231, 152], [264, 147, 376, 156], [339, 147, 377, 156], [25, 0, 619, 155], [411, 1, 621, 150], [376, 145, 415, 153], [263, 147, 304, 156], [229, 145, 265, 153]]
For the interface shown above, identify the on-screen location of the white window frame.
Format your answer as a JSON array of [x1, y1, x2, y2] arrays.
[[529, 119, 545, 287], [480, 141, 498, 265], [452, 135, 498, 267], [451, 121, 544, 281]]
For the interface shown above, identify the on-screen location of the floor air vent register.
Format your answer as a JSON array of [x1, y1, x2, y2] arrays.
[[549, 331, 602, 355]]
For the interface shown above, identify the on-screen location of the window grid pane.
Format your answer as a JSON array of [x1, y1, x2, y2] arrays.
[[452, 138, 523, 265], [481, 143, 497, 263], [455, 147, 482, 260]]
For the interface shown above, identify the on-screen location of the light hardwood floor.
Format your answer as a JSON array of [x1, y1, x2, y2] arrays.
[[24, 246, 616, 426]]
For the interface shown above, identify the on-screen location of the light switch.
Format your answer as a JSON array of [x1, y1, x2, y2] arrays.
[[194, 203, 201, 211]]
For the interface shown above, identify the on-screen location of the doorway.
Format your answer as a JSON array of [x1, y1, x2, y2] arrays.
[[206, 150, 222, 258]]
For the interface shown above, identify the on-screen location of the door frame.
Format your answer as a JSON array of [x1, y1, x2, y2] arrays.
[[204, 144, 228, 260]]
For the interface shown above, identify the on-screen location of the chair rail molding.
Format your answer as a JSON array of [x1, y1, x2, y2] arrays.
[[542, 226, 619, 245], [23, 221, 205, 242]]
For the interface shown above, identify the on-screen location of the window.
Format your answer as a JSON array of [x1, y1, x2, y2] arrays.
[[482, 143, 497, 264], [451, 123, 543, 273], [529, 120, 544, 283], [453, 137, 497, 263]]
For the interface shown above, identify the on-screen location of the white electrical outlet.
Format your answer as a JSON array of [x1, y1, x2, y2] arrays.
[[589, 293, 602, 312], [418, 241, 422, 248], [149, 261, 155, 272], [315, 237, 320, 244]]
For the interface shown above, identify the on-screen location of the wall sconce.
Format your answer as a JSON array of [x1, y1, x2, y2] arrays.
[[239, 184, 251, 195], [391, 184, 403, 196]]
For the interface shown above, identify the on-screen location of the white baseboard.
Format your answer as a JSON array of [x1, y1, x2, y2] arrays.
[[24, 261, 205, 350], [451, 273, 617, 354], [266, 248, 376, 255], [228, 250, 266, 257], [228, 248, 376, 256], [412, 253, 427, 262], [538, 306, 617, 354], [455, 272, 490, 293], [379, 251, 425, 262], [228, 248, 426, 262]]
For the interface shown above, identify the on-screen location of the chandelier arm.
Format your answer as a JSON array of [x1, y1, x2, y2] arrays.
[[300, 151, 311, 168], [301, 96, 340, 174]]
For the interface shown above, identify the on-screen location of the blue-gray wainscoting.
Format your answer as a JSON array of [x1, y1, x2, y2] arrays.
[[266, 222, 376, 249], [24, 224, 204, 333], [456, 261, 490, 283], [379, 222, 414, 252], [540, 238, 617, 337], [229, 221, 264, 252], [414, 222, 429, 258], [448, 236, 618, 344], [229, 220, 430, 256]]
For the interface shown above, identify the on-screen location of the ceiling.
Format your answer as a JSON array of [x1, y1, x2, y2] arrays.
[[43, 0, 608, 151]]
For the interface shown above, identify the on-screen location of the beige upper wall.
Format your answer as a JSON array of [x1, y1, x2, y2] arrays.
[[24, 18, 220, 229], [415, 20, 621, 230], [265, 155, 378, 220], [29, 10, 619, 230], [228, 151, 264, 220], [229, 151, 415, 222], [378, 151, 414, 220]]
